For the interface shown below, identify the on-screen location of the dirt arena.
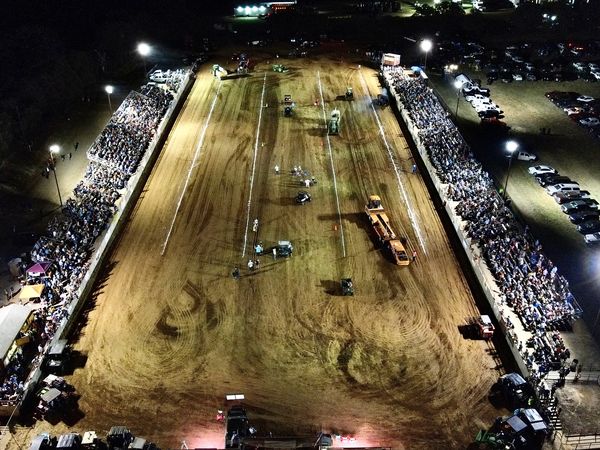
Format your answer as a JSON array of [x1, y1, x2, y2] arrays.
[[11, 57, 506, 450]]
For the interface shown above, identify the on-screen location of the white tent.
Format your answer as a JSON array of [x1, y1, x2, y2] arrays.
[[0, 304, 34, 368]]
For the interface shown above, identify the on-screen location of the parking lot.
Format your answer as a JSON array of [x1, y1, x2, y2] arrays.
[[431, 71, 600, 340]]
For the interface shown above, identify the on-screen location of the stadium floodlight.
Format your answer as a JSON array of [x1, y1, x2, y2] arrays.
[[137, 42, 151, 56], [506, 140, 519, 153], [252, 5, 258, 11], [245, 6, 251, 14], [503, 141, 519, 199], [237, 6, 243, 12], [420, 39, 433, 70], [137, 42, 151, 76], [259, 5, 266, 11], [48, 145, 63, 206]]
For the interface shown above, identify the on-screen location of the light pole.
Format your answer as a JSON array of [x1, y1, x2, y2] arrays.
[[137, 42, 151, 77], [454, 79, 463, 118], [105, 85, 114, 113], [503, 140, 519, 200], [49, 144, 63, 207], [420, 39, 433, 70]]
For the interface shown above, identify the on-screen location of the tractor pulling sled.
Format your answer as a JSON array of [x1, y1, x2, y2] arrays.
[[365, 195, 410, 265]]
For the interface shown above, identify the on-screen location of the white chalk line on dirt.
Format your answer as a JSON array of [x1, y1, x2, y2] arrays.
[[358, 69, 428, 256], [241, 72, 267, 258], [317, 71, 347, 258], [161, 81, 222, 256]]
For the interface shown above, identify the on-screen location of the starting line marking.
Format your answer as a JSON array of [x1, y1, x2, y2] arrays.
[[161, 80, 222, 256]]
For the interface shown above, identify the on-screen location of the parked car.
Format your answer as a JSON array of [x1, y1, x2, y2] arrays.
[[463, 85, 490, 97], [474, 103, 502, 113], [577, 95, 595, 103], [536, 174, 571, 186], [466, 94, 490, 103], [580, 117, 600, 127], [149, 70, 170, 83], [528, 165, 557, 175], [569, 210, 599, 224], [547, 183, 581, 195], [512, 73, 523, 81], [515, 151, 537, 161], [584, 232, 600, 245], [526, 72, 538, 81], [561, 199, 600, 214], [478, 109, 502, 119], [471, 98, 497, 107], [577, 220, 600, 234], [475, 106, 503, 116], [565, 106, 586, 115], [554, 190, 591, 204], [573, 62, 587, 71]]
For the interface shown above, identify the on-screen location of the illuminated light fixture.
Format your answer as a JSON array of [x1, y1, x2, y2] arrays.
[[137, 42, 151, 56], [245, 6, 251, 13], [259, 5, 266, 11], [420, 39, 433, 53], [252, 5, 258, 11], [237, 6, 243, 12]]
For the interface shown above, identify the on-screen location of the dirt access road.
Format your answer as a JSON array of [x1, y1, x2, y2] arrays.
[[12, 57, 505, 450]]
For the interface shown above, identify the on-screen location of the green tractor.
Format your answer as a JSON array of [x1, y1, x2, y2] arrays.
[[473, 430, 514, 450], [273, 64, 288, 73]]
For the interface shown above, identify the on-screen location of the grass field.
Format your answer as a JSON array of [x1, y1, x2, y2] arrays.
[[431, 71, 600, 341]]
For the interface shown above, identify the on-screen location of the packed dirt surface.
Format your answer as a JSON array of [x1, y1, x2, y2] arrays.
[[11, 57, 505, 449]]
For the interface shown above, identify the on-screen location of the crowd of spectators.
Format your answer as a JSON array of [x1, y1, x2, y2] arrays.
[[88, 84, 174, 176], [383, 66, 578, 371], [0, 72, 186, 406]]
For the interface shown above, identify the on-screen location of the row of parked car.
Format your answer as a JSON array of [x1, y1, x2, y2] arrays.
[[439, 39, 600, 86], [528, 165, 600, 244], [546, 91, 600, 138], [456, 73, 504, 120]]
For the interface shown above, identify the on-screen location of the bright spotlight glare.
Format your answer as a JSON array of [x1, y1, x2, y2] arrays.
[[454, 80, 463, 89], [49, 144, 60, 154], [506, 140, 519, 153], [420, 39, 433, 53], [137, 42, 151, 56], [105, 85, 114, 94], [237, 6, 243, 12]]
